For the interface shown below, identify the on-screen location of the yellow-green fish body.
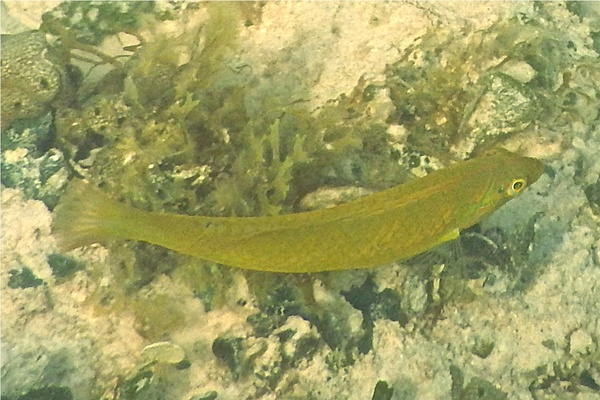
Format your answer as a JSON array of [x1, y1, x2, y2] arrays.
[[53, 149, 543, 273]]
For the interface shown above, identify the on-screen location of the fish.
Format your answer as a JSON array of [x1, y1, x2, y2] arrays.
[[52, 148, 543, 273]]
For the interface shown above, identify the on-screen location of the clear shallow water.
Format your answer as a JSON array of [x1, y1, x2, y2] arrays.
[[2, 2, 599, 399]]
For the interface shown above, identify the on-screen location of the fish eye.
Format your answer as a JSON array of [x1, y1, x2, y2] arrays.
[[508, 178, 526, 195]]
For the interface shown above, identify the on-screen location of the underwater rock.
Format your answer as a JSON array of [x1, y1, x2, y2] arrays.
[[298, 186, 374, 211], [0, 146, 69, 208], [141, 341, 186, 365], [457, 73, 539, 154]]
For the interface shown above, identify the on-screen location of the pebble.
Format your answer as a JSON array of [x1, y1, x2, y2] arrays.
[[569, 329, 593, 357]]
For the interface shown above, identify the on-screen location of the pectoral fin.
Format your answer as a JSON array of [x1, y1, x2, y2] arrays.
[[437, 228, 460, 246]]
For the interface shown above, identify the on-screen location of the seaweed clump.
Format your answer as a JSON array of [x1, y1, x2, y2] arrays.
[[384, 3, 599, 162], [52, 3, 400, 220]]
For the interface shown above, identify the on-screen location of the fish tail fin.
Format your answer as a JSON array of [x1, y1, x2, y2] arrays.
[[52, 180, 136, 251]]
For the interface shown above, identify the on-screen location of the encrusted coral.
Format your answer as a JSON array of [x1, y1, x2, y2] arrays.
[[1, 31, 63, 130]]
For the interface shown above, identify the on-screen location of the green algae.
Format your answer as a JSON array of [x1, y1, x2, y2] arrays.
[[41, 2, 168, 46], [11, 386, 74, 400], [114, 368, 154, 400], [1, 145, 69, 209], [450, 365, 508, 400], [193, 391, 219, 400], [584, 177, 600, 215], [7, 268, 44, 289], [47, 253, 84, 280], [212, 335, 245, 379], [371, 380, 394, 400], [471, 337, 495, 359], [529, 331, 600, 397], [342, 277, 407, 355]]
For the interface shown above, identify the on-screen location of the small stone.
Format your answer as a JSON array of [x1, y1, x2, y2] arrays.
[[141, 341, 186, 364], [569, 329, 593, 356], [298, 186, 373, 211], [498, 60, 536, 83]]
